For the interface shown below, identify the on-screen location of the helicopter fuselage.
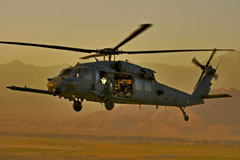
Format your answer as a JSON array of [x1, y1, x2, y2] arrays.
[[47, 61, 203, 107]]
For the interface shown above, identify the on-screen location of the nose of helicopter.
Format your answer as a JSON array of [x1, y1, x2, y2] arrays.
[[47, 82, 56, 92], [47, 78, 62, 95]]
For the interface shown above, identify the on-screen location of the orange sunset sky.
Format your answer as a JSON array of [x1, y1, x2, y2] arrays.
[[0, 0, 239, 66]]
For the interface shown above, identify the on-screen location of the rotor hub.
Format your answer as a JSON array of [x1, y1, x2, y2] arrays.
[[98, 48, 119, 55]]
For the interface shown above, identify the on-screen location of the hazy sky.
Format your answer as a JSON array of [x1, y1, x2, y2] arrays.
[[0, 0, 239, 66]]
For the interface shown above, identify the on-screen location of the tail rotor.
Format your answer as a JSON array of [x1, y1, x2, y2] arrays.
[[192, 48, 219, 88]]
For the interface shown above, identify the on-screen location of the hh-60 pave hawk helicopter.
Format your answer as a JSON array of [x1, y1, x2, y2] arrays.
[[0, 24, 234, 121]]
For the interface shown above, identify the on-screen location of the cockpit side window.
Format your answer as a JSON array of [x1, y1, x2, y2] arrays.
[[73, 67, 92, 80], [81, 68, 92, 80]]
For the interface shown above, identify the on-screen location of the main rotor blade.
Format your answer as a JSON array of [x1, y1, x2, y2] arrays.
[[120, 49, 234, 54], [192, 57, 205, 70], [206, 48, 217, 66], [0, 41, 97, 53], [113, 24, 152, 50], [80, 53, 104, 59], [213, 74, 219, 80]]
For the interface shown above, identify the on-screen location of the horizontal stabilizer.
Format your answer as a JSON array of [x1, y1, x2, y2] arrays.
[[201, 94, 231, 99], [6, 86, 51, 95]]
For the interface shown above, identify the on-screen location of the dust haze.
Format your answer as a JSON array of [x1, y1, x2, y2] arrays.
[[0, 51, 239, 139], [1, 52, 240, 160]]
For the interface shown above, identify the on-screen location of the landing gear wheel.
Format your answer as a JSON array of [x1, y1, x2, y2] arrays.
[[104, 100, 114, 110], [73, 101, 82, 112], [184, 115, 189, 121], [179, 107, 189, 121]]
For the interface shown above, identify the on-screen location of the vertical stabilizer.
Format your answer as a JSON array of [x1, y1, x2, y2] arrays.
[[192, 72, 214, 97], [191, 49, 218, 97]]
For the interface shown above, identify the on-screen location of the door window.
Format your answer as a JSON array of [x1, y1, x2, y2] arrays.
[[135, 78, 144, 91], [145, 80, 152, 92], [81, 68, 92, 80]]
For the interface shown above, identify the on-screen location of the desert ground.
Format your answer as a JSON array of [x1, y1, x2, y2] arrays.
[[0, 134, 240, 160]]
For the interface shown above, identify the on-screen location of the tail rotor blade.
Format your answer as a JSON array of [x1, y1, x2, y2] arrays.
[[192, 57, 205, 70], [213, 74, 218, 80], [206, 48, 217, 66], [213, 60, 222, 80], [216, 59, 222, 71]]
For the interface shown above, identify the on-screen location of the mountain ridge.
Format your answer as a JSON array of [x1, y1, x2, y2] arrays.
[[0, 88, 239, 139], [0, 53, 239, 138]]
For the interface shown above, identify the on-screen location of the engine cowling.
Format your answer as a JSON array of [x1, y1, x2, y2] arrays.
[[140, 68, 155, 80], [112, 61, 155, 80]]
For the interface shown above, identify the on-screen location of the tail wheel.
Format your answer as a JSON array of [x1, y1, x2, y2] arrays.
[[179, 107, 189, 121]]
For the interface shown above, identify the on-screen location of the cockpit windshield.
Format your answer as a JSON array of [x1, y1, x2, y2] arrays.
[[58, 68, 73, 76], [58, 67, 92, 80]]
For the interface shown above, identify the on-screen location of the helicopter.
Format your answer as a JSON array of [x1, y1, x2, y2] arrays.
[[0, 24, 234, 121]]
